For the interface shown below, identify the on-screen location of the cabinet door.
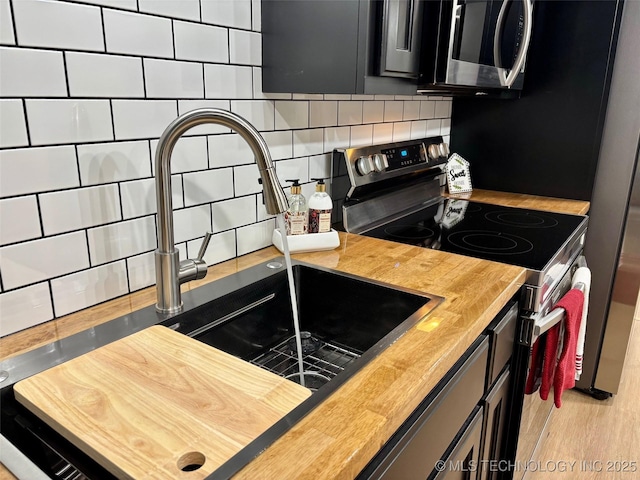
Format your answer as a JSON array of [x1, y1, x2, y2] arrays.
[[480, 368, 511, 480], [432, 406, 484, 480], [379, 0, 424, 77]]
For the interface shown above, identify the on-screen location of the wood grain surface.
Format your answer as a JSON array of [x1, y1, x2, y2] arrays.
[[1, 189, 584, 480], [14, 326, 311, 480]]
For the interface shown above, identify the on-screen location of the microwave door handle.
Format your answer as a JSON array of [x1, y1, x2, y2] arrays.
[[492, 0, 511, 86], [493, 0, 534, 88]]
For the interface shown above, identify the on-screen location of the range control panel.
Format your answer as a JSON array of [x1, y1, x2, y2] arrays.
[[330, 136, 450, 227]]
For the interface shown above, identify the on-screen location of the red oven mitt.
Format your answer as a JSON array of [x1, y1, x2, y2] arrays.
[[539, 288, 585, 407]]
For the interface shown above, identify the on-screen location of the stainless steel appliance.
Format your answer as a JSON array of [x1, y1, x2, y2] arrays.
[[330, 137, 589, 475], [419, 0, 534, 93], [450, 0, 638, 399]]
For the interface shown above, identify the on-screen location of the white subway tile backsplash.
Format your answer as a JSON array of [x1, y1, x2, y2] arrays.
[[187, 230, 236, 265], [205, 65, 253, 99], [435, 100, 452, 118], [275, 102, 309, 130], [338, 101, 363, 126], [87, 215, 156, 265], [231, 101, 275, 131], [13, 0, 104, 51], [276, 158, 309, 185], [138, 0, 200, 21], [372, 123, 394, 144], [211, 196, 256, 232], [0, 232, 89, 290], [103, 9, 173, 58], [0, 1, 452, 326], [237, 220, 274, 256], [426, 119, 441, 136], [262, 131, 293, 161], [150, 135, 208, 173], [230, 30, 261, 66], [66, 52, 144, 98], [112, 100, 177, 140], [403, 101, 421, 121], [323, 126, 350, 152], [51, 260, 128, 316], [144, 59, 204, 99], [201, 0, 252, 29], [233, 163, 261, 196], [310, 102, 338, 128], [183, 168, 234, 206], [0, 47, 66, 97], [384, 101, 404, 122], [26, 99, 114, 145], [410, 120, 428, 139], [350, 124, 374, 147], [0, 196, 41, 245], [362, 101, 385, 124], [0, 0, 15, 45], [293, 129, 324, 158], [0, 146, 79, 197], [0, 283, 53, 336], [40, 184, 121, 235], [208, 133, 254, 167], [441, 118, 451, 136], [126, 251, 155, 291], [174, 21, 229, 63], [174, 204, 211, 243], [78, 140, 151, 186], [0, 100, 28, 148], [309, 154, 331, 180], [420, 100, 436, 119], [120, 176, 183, 219], [393, 122, 412, 142]]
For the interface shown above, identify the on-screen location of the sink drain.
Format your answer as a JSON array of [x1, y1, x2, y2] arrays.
[[177, 451, 205, 472]]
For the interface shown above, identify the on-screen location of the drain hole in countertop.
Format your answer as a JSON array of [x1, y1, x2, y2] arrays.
[[178, 451, 205, 472]]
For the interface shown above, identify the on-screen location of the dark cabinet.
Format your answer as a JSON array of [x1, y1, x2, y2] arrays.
[[261, 0, 421, 95], [434, 406, 485, 480], [357, 299, 519, 480], [480, 368, 511, 480]]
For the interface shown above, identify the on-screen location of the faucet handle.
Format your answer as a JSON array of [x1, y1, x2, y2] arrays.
[[197, 231, 213, 262]]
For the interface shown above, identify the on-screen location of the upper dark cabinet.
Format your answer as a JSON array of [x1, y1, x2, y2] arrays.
[[261, 0, 422, 95]]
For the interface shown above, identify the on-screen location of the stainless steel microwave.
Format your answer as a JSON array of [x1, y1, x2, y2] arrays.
[[418, 0, 534, 93]]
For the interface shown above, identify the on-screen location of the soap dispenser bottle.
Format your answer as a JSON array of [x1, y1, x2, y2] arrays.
[[284, 179, 308, 235], [308, 178, 333, 233]]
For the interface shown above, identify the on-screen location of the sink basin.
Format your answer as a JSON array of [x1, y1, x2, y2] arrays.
[[0, 258, 442, 480], [163, 260, 440, 390]]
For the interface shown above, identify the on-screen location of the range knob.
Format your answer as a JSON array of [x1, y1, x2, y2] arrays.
[[427, 144, 440, 161], [372, 153, 388, 173], [439, 143, 450, 158], [355, 155, 374, 176]]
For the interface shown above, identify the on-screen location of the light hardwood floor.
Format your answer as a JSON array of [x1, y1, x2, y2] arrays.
[[527, 309, 640, 479]]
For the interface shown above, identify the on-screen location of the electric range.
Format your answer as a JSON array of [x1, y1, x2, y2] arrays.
[[329, 137, 588, 315]]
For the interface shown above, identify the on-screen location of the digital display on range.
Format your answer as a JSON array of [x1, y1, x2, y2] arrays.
[[382, 143, 426, 171]]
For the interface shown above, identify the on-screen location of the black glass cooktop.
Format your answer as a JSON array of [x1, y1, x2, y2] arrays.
[[362, 198, 586, 272]]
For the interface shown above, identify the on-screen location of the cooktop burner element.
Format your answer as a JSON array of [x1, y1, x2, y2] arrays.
[[447, 230, 534, 255], [384, 225, 436, 240], [485, 210, 559, 228]]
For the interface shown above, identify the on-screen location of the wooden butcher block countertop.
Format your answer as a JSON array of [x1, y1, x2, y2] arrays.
[[0, 190, 590, 480], [14, 326, 311, 480]]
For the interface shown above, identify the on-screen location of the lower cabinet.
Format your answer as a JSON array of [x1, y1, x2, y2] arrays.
[[357, 301, 518, 480]]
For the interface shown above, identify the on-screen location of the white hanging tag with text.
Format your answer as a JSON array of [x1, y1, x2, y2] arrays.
[[446, 154, 472, 193]]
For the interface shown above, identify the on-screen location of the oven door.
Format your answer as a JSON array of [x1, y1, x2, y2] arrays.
[[421, 0, 533, 90], [508, 255, 590, 479]]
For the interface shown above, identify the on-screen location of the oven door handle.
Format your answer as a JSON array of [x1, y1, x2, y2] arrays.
[[522, 280, 587, 346]]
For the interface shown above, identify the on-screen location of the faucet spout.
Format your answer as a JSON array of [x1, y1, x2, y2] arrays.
[[154, 108, 288, 314]]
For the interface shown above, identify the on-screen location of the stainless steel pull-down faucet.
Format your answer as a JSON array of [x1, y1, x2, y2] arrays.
[[154, 108, 289, 314]]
